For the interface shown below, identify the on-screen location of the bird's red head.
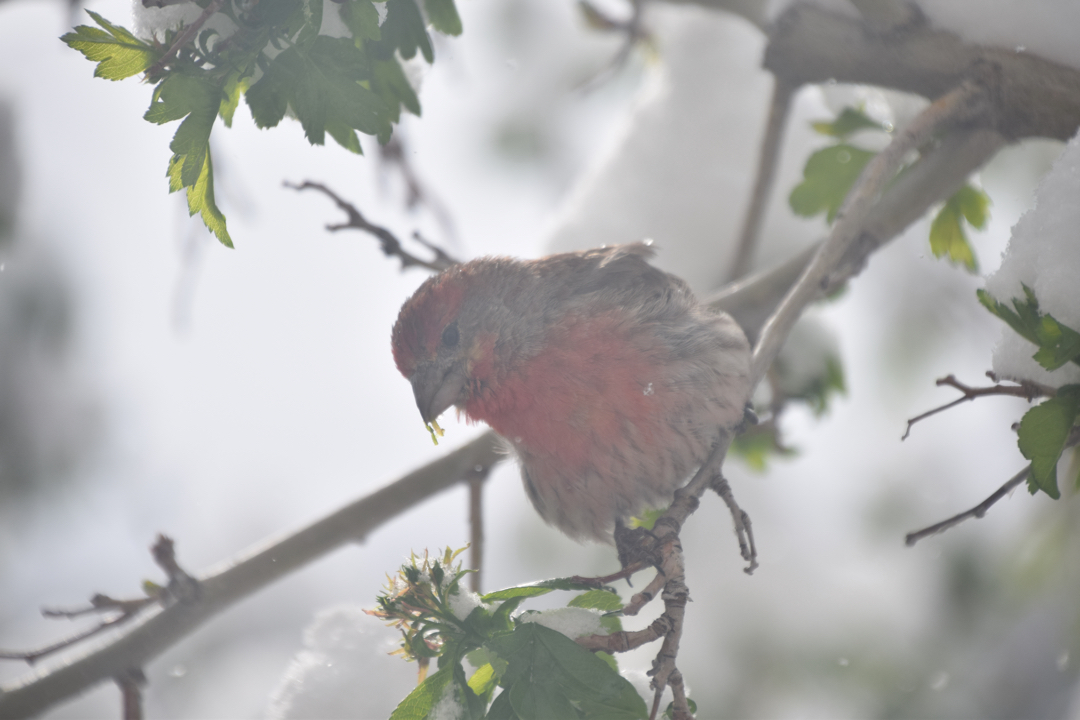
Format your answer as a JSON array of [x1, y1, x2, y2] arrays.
[[391, 270, 468, 379]]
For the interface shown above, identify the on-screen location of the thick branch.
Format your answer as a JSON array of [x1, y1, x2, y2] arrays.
[[0, 433, 503, 719], [765, 4, 1080, 141]]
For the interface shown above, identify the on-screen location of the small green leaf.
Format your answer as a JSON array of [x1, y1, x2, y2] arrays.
[[467, 663, 499, 697], [373, 58, 422, 121], [389, 665, 453, 720], [953, 184, 990, 229], [977, 287, 1080, 370], [628, 507, 663, 531], [810, 107, 885, 139], [1032, 314, 1080, 371], [788, 144, 875, 224], [341, 0, 382, 41], [1017, 386, 1080, 499], [424, 0, 463, 35], [929, 184, 988, 272], [168, 151, 232, 247], [381, 0, 434, 63], [568, 590, 623, 613], [731, 423, 797, 472], [481, 578, 598, 603], [61, 11, 158, 81]]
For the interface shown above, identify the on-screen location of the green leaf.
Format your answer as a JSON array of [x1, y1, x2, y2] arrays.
[[389, 665, 453, 720], [381, 0, 434, 63], [731, 423, 797, 472], [788, 144, 875, 224], [424, 0, 463, 35], [341, 0, 382, 41], [245, 37, 391, 145], [628, 508, 663, 531], [568, 590, 623, 613], [1017, 386, 1080, 499], [372, 58, 422, 122], [929, 184, 988, 272], [488, 624, 648, 720], [810, 107, 885, 139], [61, 11, 158, 81], [1033, 314, 1080, 371], [977, 287, 1080, 370], [953, 184, 990, 229], [167, 151, 232, 247], [467, 663, 499, 697], [481, 578, 598, 603]]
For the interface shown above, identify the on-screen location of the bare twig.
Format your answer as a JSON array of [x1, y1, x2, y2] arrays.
[[905, 464, 1031, 546], [902, 373, 1055, 440], [709, 475, 758, 574], [728, 77, 795, 282], [285, 181, 458, 272], [145, 0, 224, 79], [576, 0, 646, 93], [466, 465, 491, 594], [116, 668, 146, 720], [906, 428, 1080, 545], [379, 136, 459, 244]]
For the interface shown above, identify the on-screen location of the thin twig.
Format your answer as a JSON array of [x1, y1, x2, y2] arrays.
[[379, 136, 459, 244], [467, 467, 489, 594], [904, 464, 1031, 546], [902, 373, 1054, 439], [116, 668, 146, 720], [728, 77, 795, 282], [575, 0, 646, 93], [285, 181, 458, 272], [145, 0, 224, 79]]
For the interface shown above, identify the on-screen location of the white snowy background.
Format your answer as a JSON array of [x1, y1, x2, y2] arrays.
[[1, 0, 1079, 718]]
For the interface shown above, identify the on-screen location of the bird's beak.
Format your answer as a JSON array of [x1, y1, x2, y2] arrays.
[[410, 363, 468, 424]]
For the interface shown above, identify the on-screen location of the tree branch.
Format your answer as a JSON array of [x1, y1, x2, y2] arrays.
[[728, 76, 795, 282], [902, 373, 1055, 440], [0, 433, 503, 719], [285, 181, 458, 272], [904, 464, 1032, 546]]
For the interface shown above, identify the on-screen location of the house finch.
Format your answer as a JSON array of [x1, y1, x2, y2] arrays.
[[391, 243, 752, 542]]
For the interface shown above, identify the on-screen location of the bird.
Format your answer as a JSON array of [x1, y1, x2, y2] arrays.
[[391, 243, 752, 543]]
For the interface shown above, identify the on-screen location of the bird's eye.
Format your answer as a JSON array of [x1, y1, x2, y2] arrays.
[[441, 322, 459, 348]]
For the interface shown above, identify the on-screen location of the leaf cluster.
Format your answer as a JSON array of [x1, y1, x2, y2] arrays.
[[790, 106, 989, 272], [372, 550, 647, 720], [61, 0, 462, 247], [978, 285, 1080, 498]]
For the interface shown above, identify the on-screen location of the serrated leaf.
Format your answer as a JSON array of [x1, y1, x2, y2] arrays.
[[488, 624, 648, 720], [481, 578, 597, 603], [218, 73, 247, 127], [167, 151, 232, 247], [382, 0, 434, 63], [810, 107, 884, 139], [341, 0, 382, 41], [789, 144, 875, 224], [953, 184, 990, 229], [389, 665, 453, 720], [929, 184, 987, 272], [1032, 314, 1080, 371], [424, 0, 462, 35], [1017, 386, 1080, 499], [568, 590, 623, 613], [976, 287, 1080, 370], [467, 663, 499, 697], [373, 58, 421, 121], [61, 11, 158, 81]]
